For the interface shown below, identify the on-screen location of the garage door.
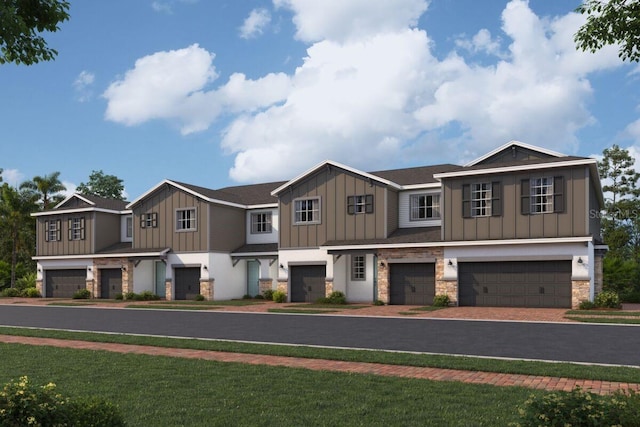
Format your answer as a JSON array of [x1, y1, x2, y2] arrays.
[[100, 269, 122, 299], [389, 263, 435, 305], [174, 267, 201, 300], [458, 261, 572, 308], [46, 270, 86, 298], [290, 265, 326, 303]]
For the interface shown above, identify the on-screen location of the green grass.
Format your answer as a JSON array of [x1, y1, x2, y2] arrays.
[[566, 310, 640, 317], [398, 311, 422, 316], [410, 306, 448, 312], [267, 308, 339, 314], [0, 343, 533, 426], [47, 302, 99, 306], [150, 300, 265, 306], [565, 316, 640, 324], [0, 326, 638, 383], [125, 305, 223, 311], [283, 303, 370, 309]]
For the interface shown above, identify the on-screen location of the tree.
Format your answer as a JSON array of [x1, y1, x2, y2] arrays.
[[0, 0, 70, 65], [76, 170, 125, 200], [20, 171, 66, 210], [575, 0, 640, 62], [599, 144, 640, 209]]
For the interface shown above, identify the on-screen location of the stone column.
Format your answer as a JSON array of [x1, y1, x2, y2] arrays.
[[594, 249, 606, 297], [277, 279, 287, 294], [377, 259, 389, 304], [165, 278, 173, 301], [572, 280, 590, 308], [121, 261, 134, 294], [259, 278, 273, 295], [325, 279, 333, 297], [36, 279, 44, 297], [200, 279, 214, 301]]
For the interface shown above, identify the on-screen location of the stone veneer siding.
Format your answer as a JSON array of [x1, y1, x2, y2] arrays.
[[165, 279, 173, 301], [200, 279, 214, 301], [93, 258, 133, 298], [259, 278, 273, 295], [572, 280, 590, 309], [325, 279, 333, 297]]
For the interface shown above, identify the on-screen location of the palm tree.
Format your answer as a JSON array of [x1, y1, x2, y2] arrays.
[[21, 172, 66, 210]]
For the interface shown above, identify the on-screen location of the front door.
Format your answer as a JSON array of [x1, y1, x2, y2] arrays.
[[155, 262, 166, 298], [247, 260, 260, 297]]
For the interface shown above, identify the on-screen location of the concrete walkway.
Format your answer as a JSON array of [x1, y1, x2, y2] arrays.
[[0, 334, 637, 396]]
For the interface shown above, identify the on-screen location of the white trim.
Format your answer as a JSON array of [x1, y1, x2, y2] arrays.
[[464, 141, 567, 167], [271, 160, 401, 196], [31, 207, 126, 217], [54, 193, 96, 209], [126, 180, 247, 210], [247, 203, 278, 209], [34, 248, 170, 261], [433, 158, 597, 180], [231, 252, 278, 257], [401, 183, 441, 190]]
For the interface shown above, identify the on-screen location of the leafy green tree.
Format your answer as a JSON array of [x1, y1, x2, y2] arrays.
[[20, 171, 66, 210], [575, 0, 640, 62], [0, 0, 70, 65], [76, 170, 125, 200]]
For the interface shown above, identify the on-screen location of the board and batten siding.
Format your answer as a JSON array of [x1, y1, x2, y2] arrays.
[[208, 203, 245, 252], [386, 189, 398, 235], [398, 189, 442, 228], [36, 213, 95, 256], [279, 168, 387, 248], [442, 166, 589, 241], [133, 185, 208, 252]]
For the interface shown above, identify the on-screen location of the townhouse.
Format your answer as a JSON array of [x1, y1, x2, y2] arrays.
[[32, 141, 606, 308]]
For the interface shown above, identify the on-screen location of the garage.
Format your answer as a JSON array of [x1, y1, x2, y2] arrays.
[[174, 267, 201, 300], [100, 269, 122, 299], [290, 265, 326, 303], [458, 261, 572, 308], [46, 269, 86, 298], [389, 263, 435, 305]]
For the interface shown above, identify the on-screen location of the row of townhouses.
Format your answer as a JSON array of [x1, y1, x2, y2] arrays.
[[32, 141, 607, 308]]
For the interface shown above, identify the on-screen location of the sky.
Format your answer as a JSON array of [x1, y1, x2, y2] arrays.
[[1, 0, 639, 200]]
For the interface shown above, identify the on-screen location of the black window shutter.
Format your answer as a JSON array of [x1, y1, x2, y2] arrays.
[[56, 220, 61, 241], [45, 221, 49, 242], [140, 215, 146, 229], [553, 176, 565, 213], [462, 184, 471, 218], [365, 195, 374, 213], [347, 196, 354, 215], [521, 179, 530, 215], [68, 219, 72, 240], [491, 182, 502, 217], [152, 213, 158, 227], [80, 217, 85, 240]]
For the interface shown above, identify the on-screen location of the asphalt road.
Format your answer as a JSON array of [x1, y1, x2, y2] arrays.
[[0, 305, 637, 366]]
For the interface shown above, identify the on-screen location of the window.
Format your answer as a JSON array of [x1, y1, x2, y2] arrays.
[[410, 194, 440, 220], [126, 216, 133, 238], [45, 219, 61, 242], [521, 176, 565, 214], [176, 208, 197, 231], [251, 212, 272, 234], [462, 182, 501, 218], [347, 195, 373, 214], [294, 198, 320, 224], [68, 217, 85, 240], [351, 255, 366, 281], [140, 212, 157, 228]]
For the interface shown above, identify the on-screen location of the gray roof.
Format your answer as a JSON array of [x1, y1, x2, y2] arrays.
[[323, 226, 441, 247], [172, 180, 285, 206], [96, 242, 170, 255], [369, 164, 462, 185], [79, 194, 129, 210], [232, 243, 278, 254]]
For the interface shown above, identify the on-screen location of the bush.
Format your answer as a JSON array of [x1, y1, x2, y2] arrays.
[[374, 299, 385, 306], [0, 376, 125, 426], [242, 294, 252, 299], [195, 294, 205, 301], [262, 289, 274, 300], [318, 291, 346, 304], [123, 292, 136, 301], [272, 290, 287, 303], [0, 287, 22, 298], [432, 294, 450, 307], [621, 289, 640, 303], [138, 290, 160, 301], [594, 290, 621, 309], [15, 272, 36, 290], [578, 299, 596, 310], [115, 293, 124, 300], [22, 287, 41, 298], [513, 387, 640, 427], [72, 288, 92, 299], [254, 294, 264, 299]]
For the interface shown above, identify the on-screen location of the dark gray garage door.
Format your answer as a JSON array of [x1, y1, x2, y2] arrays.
[[100, 269, 122, 299], [46, 269, 86, 298], [290, 265, 326, 303], [174, 267, 201, 300], [458, 261, 572, 308], [389, 263, 435, 305]]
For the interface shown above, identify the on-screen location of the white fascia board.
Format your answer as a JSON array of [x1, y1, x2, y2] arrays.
[[433, 158, 597, 180], [54, 193, 96, 209], [33, 249, 170, 261], [400, 183, 441, 190], [247, 203, 278, 210], [323, 236, 593, 251], [231, 252, 278, 257], [31, 207, 123, 217], [464, 141, 567, 167], [271, 160, 401, 196], [126, 179, 173, 209]]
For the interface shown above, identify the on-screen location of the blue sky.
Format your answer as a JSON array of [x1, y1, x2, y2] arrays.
[[1, 0, 638, 200]]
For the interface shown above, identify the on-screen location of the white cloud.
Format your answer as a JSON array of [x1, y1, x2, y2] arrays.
[[1, 169, 25, 187], [151, 1, 173, 14], [239, 8, 271, 39], [73, 70, 95, 102], [61, 181, 77, 198], [455, 29, 504, 57]]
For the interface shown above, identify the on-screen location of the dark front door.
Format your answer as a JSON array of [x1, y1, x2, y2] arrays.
[[100, 269, 122, 299], [45, 270, 86, 298], [290, 265, 326, 303], [174, 267, 201, 300], [389, 263, 435, 305], [458, 261, 572, 308]]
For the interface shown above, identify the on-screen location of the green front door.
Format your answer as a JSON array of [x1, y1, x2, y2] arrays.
[[247, 260, 260, 297], [155, 261, 166, 298]]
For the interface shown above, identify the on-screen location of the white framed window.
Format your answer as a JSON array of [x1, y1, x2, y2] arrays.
[[176, 208, 197, 231], [347, 195, 373, 214], [140, 212, 157, 228], [530, 177, 553, 214], [351, 255, 366, 281], [69, 217, 85, 240], [45, 219, 61, 242], [471, 183, 492, 217], [251, 212, 272, 234], [126, 216, 133, 238], [410, 194, 440, 220], [294, 197, 321, 224]]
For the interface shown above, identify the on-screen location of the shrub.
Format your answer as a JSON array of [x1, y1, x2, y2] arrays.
[[0, 376, 125, 426], [242, 294, 252, 299], [621, 289, 640, 303], [254, 294, 264, 299], [432, 294, 450, 307], [373, 299, 385, 306], [22, 287, 41, 298], [512, 387, 640, 427], [195, 294, 205, 301], [262, 289, 274, 300], [72, 289, 92, 299], [115, 293, 124, 300], [123, 292, 136, 301], [15, 272, 36, 290], [578, 299, 596, 310], [594, 290, 621, 309], [138, 290, 160, 301], [272, 290, 287, 303], [319, 291, 346, 304], [0, 287, 21, 298]]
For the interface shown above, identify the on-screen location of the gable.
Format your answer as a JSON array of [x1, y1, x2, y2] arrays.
[[56, 196, 93, 210], [474, 145, 556, 166]]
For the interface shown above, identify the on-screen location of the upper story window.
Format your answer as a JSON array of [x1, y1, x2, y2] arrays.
[[351, 255, 366, 281], [294, 197, 321, 224], [251, 212, 272, 234], [347, 195, 373, 215], [126, 216, 133, 238], [462, 182, 502, 218], [410, 194, 440, 220], [140, 212, 158, 229], [45, 219, 61, 242], [176, 208, 197, 231], [521, 176, 565, 215], [68, 217, 85, 241]]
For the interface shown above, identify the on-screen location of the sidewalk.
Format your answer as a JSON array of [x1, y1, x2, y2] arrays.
[[0, 334, 638, 396]]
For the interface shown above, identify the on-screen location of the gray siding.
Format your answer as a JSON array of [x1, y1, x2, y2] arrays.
[[94, 212, 122, 252], [443, 166, 590, 241], [36, 213, 94, 256], [279, 168, 387, 248], [209, 204, 245, 251], [588, 169, 602, 239]]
